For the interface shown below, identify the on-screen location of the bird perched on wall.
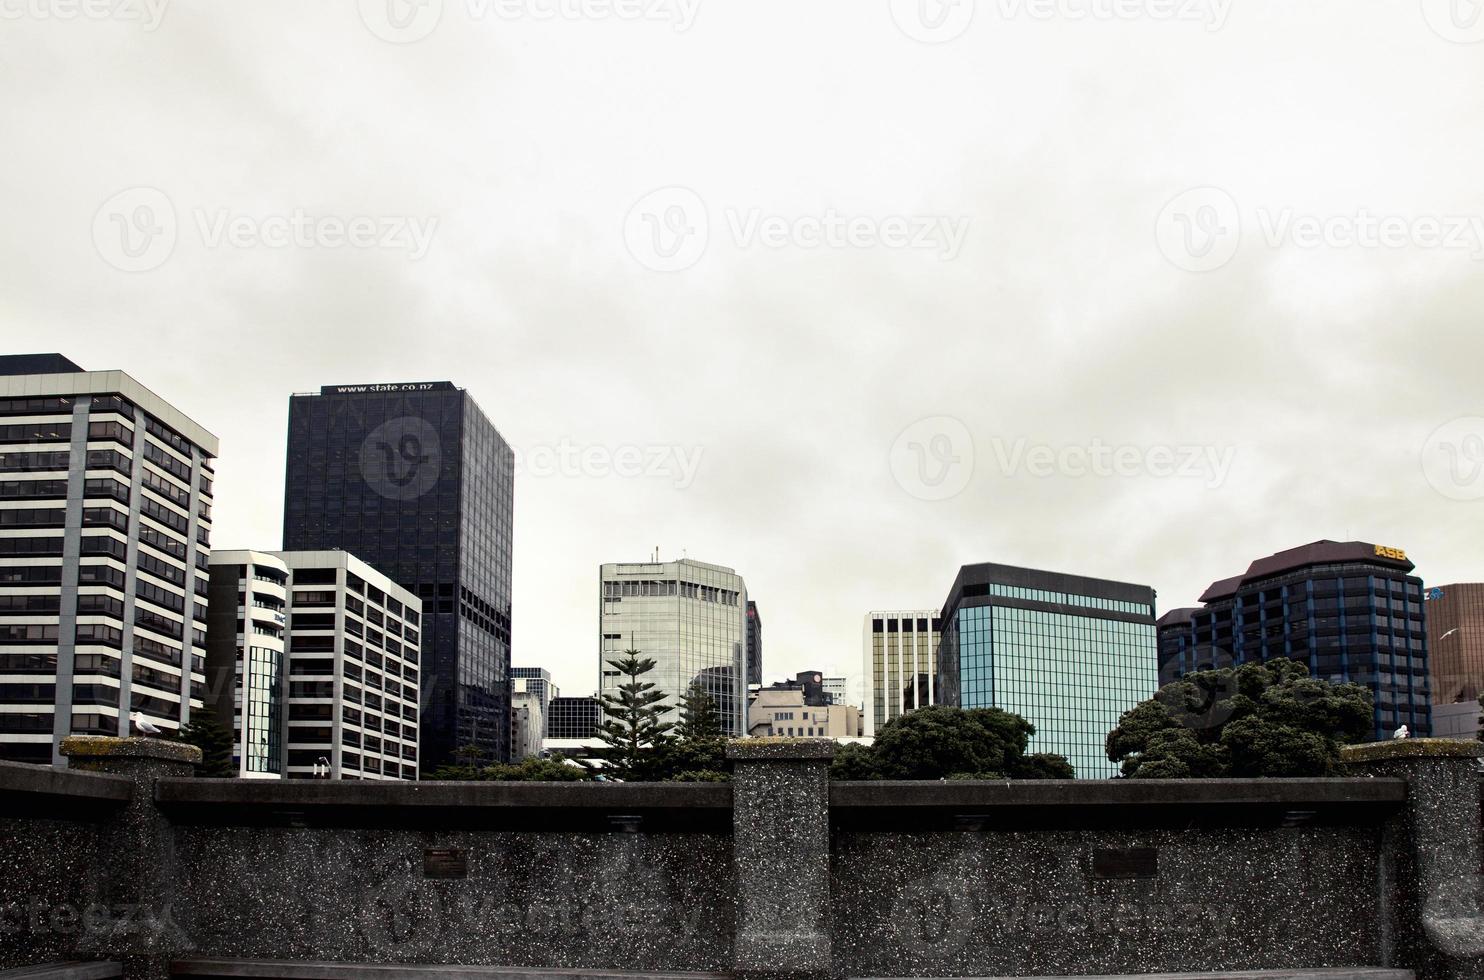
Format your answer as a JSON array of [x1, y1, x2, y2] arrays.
[[132, 712, 162, 736], [1393, 725, 1410, 740]]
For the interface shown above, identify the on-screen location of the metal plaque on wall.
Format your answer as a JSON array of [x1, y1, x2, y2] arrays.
[[423, 848, 468, 879]]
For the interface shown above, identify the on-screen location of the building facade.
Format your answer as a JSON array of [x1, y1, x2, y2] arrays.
[[1431, 700, 1479, 740], [1158, 541, 1430, 742], [510, 667, 554, 762], [822, 676, 850, 708], [543, 693, 602, 762], [510, 689, 544, 761], [936, 564, 1158, 779], [511, 666, 557, 715], [204, 551, 288, 778], [745, 600, 762, 689], [0, 355, 217, 765], [205, 550, 423, 780], [862, 610, 941, 737], [282, 381, 514, 770], [599, 559, 747, 736], [748, 682, 862, 738], [1424, 582, 1484, 706]]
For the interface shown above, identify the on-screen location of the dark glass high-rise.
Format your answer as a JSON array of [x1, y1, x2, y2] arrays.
[[282, 381, 514, 769]]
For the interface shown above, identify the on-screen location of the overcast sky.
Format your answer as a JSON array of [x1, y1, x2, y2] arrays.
[[4, 0, 1483, 701]]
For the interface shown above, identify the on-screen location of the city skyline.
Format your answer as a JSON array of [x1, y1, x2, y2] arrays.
[[4, 352, 1472, 702]]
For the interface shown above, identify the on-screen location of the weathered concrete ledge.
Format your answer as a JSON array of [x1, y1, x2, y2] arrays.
[[59, 736, 202, 766], [0, 759, 134, 803], [849, 971, 1418, 980], [831, 777, 1409, 807], [1342, 737, 1484, 763], [170, 961, 731, 979], [726, 737, 836, 761], [154, 779, 732, 808], [0, 962, 123, 979]]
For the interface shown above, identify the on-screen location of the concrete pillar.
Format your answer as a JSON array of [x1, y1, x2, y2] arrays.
[[60, 735, 201, 980], [1344, 738, 1484, 980], [727, 738, 835, 980]]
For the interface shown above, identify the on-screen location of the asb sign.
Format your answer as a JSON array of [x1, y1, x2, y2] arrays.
[[1374, 545, 1408, 562]]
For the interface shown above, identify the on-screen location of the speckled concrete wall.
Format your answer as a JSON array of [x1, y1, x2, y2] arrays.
[[0, 814, 108, 970], [7, 737, 1484, 980], [168, 826, 736, 973], [831, 825, 1386, 978]]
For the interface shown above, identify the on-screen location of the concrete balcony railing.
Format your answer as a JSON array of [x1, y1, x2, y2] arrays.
[[0, 736, 1481, 980]]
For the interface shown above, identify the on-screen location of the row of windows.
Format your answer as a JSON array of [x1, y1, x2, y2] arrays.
[[0, 449, 132, 476], [142, 441, 192, 488], [601, 578, 742, 606], [0, 396, 77, 417], [979, 583, 1151, 616], [0, 421, 71, 443], [143, 415, 198, 463], [871, 616, 943, 633]]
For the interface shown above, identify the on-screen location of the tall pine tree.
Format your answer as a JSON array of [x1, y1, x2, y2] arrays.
[[676, 682, 725, 741], [595, 648, 675, 780], [175, 715, 236, 778]]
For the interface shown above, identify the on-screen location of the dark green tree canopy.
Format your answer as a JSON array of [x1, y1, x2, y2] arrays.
[[1105, 659, 1373, 778], [428, 754, 591, 781], [173, 714, 235, 778], [830, 705, 1074, 780]]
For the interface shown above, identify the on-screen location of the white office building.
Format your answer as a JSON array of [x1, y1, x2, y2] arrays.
[[599, 558, 748, 736], [205, 550, 422, 780], [0, 355, 217, 766]]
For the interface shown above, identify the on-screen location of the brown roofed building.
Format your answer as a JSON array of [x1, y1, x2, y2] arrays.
[[1160, 540, 1430, 742]]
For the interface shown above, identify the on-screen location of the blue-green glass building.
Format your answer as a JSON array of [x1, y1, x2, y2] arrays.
[[936, 563, 1158, 778]]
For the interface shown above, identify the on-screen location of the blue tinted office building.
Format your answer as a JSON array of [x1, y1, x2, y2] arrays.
[[936, 563, 1158, 778]]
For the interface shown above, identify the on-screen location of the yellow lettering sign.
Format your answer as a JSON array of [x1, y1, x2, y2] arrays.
[[1374, 545, 1407, 561]]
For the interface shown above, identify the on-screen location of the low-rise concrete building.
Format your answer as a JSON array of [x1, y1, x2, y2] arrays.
[[748, 679, 861, 738]]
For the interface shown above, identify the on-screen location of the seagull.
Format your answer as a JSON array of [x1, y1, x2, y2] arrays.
[[132, 711, 162, 736], [1393, 725, 1410, 740]]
